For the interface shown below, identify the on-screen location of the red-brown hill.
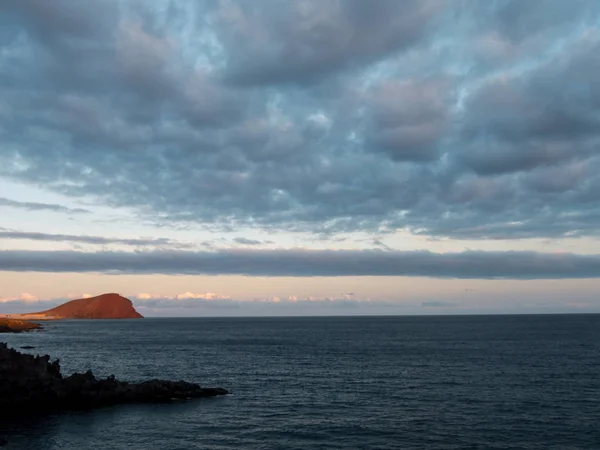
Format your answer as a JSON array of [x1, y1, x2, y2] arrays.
[[27, 293, 143, 319]]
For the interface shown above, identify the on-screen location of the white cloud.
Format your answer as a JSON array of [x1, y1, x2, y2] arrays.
[[134, 292, 231, 301], [175, 292, 229, 300], [132, 292, 371, 306], [19, 292, 38, 302], [0, 292, 39, 303]]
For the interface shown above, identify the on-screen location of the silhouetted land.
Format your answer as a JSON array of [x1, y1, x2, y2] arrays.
[[0, 343, 228, 420]]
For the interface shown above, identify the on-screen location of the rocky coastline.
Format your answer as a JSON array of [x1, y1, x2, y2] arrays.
[[0, 318, 42, 333], [0, 343, 228, 419]]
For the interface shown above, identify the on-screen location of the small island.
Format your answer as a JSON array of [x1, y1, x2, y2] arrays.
[[0, 343, 228, 419], [3, 293, 144, 321], [1, 293, 142, 333]]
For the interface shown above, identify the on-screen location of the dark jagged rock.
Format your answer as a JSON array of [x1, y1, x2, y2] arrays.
[[0, 343, 228, 418], [20, 345, 36, 350]]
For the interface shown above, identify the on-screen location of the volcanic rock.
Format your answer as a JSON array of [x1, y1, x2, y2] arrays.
[[16, 293, 143, 320], [0, 318, 42, 333], [0, 343, 228, 418]]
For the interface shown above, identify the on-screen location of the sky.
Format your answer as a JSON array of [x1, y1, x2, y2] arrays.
[[1, 0, 600, 316]]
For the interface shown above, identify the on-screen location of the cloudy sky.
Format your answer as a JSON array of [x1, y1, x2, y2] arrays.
[[1, 0, 600, 316]]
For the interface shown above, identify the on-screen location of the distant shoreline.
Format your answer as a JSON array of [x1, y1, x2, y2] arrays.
[[0, 318, 42, 333], [0, 314, 61, 321]]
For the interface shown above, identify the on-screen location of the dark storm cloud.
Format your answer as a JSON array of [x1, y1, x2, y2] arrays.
[[215, 0, 443, 85], [459, 40, 600, 176], [367, 78, 453, 162], [0, 229, 192, 248], [1, 1, 600, 240], [483, 0, 599, 46], [1, 249, 600, 279], [0, 197, 90, 214]]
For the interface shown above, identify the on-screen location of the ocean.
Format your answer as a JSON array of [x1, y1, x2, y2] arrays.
[[1, 315, 599, 449]]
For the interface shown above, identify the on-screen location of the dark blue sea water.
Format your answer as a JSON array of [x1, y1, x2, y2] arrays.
[[1, 315, 599, 449]]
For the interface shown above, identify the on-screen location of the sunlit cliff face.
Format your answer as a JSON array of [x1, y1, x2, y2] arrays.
[[1, 1, 600, 316]]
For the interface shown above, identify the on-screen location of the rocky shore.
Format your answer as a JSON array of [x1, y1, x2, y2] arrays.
[[0, 343, 228, 418], [0, 318, 42, 333]]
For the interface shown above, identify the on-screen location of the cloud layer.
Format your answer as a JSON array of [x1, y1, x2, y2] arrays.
[[1, 249, 600, 279], [1, 1, 600, 240], [0, 229, 192, 249], [0, 197, 89, 214]]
